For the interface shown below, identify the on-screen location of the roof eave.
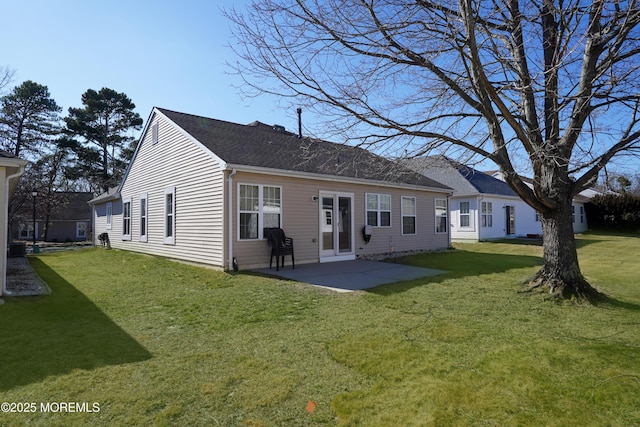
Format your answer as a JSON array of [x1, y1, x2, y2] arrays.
[[88, 192, 121, 205], [225, 163, 453, 194], [0, 157, 29, 168]]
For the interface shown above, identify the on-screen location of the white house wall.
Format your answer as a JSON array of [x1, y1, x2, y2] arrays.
[[572, 202, 588, 233], [490, 171, 589, 234], [449, 197, 480, 242], [449, 195, 588, 242], [94, 113, 226, 268]]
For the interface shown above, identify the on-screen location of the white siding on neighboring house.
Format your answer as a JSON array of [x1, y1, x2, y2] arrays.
[[490, 171, 590, 235], [450, 197, 479, 242], [450, 196, 545, 242], [94, 113, 226, 268]]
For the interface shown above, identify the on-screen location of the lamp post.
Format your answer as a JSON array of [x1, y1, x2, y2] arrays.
[[31, 190, 37, 246]]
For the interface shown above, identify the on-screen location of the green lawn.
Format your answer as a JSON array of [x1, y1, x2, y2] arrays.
[[1, 232, 638, 426]]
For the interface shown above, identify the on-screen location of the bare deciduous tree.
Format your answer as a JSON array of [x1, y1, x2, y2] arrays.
[[0, 65, 14, 94], [227, 0, 640, 301]]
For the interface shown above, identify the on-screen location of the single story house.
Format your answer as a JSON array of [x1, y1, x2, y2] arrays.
[[12, 192, 93, 242], [1, 150, 27, 295], [489, 170, 590, 235], [89, 108, 453, 270], [405, 156, 589, 242]]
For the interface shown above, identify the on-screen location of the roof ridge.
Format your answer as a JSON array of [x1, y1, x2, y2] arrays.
[[155, 107, 451, 190], [156, 107, 298, 137]]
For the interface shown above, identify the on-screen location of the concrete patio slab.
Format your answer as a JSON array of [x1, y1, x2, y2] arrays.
[[254, 259, 445, 292]]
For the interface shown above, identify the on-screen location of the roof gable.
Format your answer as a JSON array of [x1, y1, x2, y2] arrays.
[[50, 192, 93, 220], [404, 156, 517, 197], [156, 108, 450, 190]]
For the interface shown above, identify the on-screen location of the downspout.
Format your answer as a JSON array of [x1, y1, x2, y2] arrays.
[[2, 164, 26, 296], [227, 168, 237, 271], [447, 193, 452, 248]]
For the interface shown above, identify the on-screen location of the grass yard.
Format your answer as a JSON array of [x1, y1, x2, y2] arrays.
[[0, 232, 639, 426]]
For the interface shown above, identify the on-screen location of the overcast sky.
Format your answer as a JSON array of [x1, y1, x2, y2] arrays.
[[2, 0, 299, 131]]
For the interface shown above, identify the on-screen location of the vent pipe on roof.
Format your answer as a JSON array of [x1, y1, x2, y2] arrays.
[[297, 108, 302, 139]]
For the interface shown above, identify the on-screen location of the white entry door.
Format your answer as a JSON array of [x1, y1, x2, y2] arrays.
[[319, 192, 355, 262]]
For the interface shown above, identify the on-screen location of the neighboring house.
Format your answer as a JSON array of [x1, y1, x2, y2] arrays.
[[1, 150, 27, 296], [89, 108, 453, 270], [489, 171, 590, 235], [405, 156, 589, 242], [12, 192, 93, 242]]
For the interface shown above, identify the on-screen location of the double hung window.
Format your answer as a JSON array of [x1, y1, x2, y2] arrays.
[[106, 202, 113, 230], [366, 194, 391, 227], [401, 196, 417, 235], [122, 198, 132, 240], [164, 187, 176, 244], [140, 193, 148, 242], [481, 201, 493, 227], [435, 199, 448, 233], [76, 222, 87, 239], [239, 184, 282, 239], [459, 202, 470, 227]]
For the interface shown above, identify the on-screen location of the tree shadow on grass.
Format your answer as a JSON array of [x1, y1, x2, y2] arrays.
[[0, 258, 152, 391], [368, 249, 542, 296], [596, 296, 640, 311], [487, 237, 602, 249], [372, 248, 640, 311]]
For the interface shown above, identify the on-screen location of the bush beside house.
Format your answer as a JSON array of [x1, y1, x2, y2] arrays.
[[586, 193, 640, 232]]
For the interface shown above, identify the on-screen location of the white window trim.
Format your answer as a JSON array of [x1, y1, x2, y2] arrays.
[[106, 202, 113, 230], [401, 196, 417, 235], [459, 201, 472, 229], [365, 193, 392, 228], [435, 198, 448, 234], [481, 201, 493, 228], [76, 222, 88, 239], [19, 223, 36, 240], [164, 187, 176, 245], [140, 193, 148, 243], [237, 183, 283, 240], [122, 197, 132, 241]]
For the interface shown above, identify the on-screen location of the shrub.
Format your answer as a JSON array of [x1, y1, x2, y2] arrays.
[[586, 193, 640, 231]]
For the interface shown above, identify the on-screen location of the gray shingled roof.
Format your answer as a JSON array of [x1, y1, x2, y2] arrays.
[[158, 108, 450, 190], [404, 156, 518, 197], [88, 187, 120, 205], [50, 192, 93, 221]]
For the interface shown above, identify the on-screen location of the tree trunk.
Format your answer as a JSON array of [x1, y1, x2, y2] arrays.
[[529, 198, 603, 302]]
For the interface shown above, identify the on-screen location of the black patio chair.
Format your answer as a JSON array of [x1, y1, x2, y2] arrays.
[[264, 227, 295, 271]]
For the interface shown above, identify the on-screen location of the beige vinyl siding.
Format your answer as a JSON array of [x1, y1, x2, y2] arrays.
[[108, 113, 226, 268], [231, 171, 449, 269]]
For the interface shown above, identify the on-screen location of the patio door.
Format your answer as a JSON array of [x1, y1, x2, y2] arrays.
[[319, 192, 355, 262]]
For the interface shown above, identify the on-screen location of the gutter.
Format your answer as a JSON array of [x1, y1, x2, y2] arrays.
[[87, 191, 121, 205], [225, 163, 453, 195]]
